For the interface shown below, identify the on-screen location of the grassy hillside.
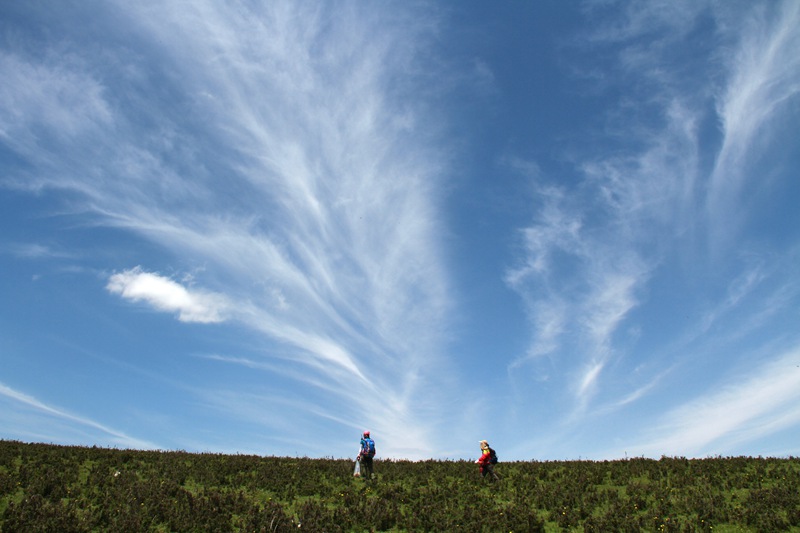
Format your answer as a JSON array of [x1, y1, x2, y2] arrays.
[[1, 440, 798, 532]]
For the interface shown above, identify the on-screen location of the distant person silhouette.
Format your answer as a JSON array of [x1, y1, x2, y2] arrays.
[[358, 431, 376, 481], [476, 440, 499, 482]]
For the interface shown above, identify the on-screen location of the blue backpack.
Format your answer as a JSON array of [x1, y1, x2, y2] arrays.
[[363, 438, 376, 456]]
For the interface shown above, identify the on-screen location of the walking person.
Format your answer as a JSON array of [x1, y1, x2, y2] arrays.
[[476, 440, 500, 482], [358, 431, 376, 481]]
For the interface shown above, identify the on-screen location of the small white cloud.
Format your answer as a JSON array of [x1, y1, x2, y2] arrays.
[[107, 266, 229, 323]]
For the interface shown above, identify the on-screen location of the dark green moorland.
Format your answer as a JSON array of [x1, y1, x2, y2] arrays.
[[1, 440, 798, 532]]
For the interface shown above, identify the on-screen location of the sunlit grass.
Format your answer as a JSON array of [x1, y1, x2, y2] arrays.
[[1, 441, 798, 531]]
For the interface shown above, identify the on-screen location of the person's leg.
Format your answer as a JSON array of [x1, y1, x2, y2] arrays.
[[363, 456, 372, 480]]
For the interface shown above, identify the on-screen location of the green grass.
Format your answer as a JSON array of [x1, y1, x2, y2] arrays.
[[1, 440, 799, 532]]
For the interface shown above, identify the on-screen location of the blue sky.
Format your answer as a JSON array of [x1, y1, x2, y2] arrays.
[[2, 1, 799, 461]]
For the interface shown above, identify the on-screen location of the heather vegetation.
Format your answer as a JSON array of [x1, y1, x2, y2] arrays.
[[1, 440, 798, 532]]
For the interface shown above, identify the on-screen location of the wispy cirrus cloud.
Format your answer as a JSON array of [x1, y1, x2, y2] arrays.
[[0, 381, 158, 449], [4, 243, 74, 260], [708, 0, 800, 247], [620, 345, 800, 458], [0, 1, 454, 457], [0, 49, 112, 158], [505, 169, 653, 409], [505, 0, 800, 432], [502, 5, 708, 410]]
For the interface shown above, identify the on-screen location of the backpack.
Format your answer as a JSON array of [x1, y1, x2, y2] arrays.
[[489, 447, 498, 464], [363, 438, 376, 456]]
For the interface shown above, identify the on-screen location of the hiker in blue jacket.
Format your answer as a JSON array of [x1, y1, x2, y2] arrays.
[[358, 431, 376, 481]]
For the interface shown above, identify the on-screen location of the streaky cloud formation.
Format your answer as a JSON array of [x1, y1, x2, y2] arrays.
[[1, 1, 798, 460], [622, 347, 800, 458], [503, 0, 800, 458], [709, 0, 800, 248], [0, 382, 158, 450], [1, 1, 455, 458]]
